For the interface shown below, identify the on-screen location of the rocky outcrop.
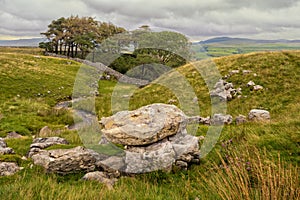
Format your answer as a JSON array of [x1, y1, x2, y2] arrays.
[[0, 162, 20, 176], [100, 104, 187, 146], [248, 109, 270, 121]]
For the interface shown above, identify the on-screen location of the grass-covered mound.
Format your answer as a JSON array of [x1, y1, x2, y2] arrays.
[[0, 47, 299, 199]]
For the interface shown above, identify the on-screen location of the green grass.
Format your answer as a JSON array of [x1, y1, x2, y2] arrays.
[[0, 48, 299, 199]]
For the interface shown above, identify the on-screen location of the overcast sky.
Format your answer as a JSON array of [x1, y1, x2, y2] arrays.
[[0, 0, 300, 41]]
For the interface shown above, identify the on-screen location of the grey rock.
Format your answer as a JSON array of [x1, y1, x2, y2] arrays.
[[243, 70, 252, 74], [125, 141, 176, 173], [211, 114, 233, 125], [186, 116, 210, 125], [230, 70, 240, 75], [31, 146, 97, 174], [175, 160, 188, 170], [0, 138, 15, 155], [0, 147, 15, 155], [100, 103, 187, 146], [247, 81, 256, 87], [169, 130, 199, 161], [210, 79, 238, 101], [82, 171, 117, 189], [39, 126, 52, 137], [28, 137, 69, 157], [0, 138, 6, 148], [5, 132, 22, 139], [236, 115, 247, 125], [0, 162, 20, 176], [253, 85, 264, 91], [32, 137, 69, 146], [248, 109, 270, 121]]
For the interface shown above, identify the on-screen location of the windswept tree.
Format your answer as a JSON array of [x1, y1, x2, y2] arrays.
[[40, 16, 125, 58]]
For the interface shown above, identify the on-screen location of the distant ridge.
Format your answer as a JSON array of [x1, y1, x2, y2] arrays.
[[198, 37, 300, 45], [0, 38, 44, 47]]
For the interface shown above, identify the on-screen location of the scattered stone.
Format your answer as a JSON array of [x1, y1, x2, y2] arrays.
[[0, 162, 20, 176], [168, 99, 177, 104], [31, 146, 98, 174], [236, 115, 247, 125], [211, 114, 233, 125], [186, 116, 210, 125], [100, 104, 187, 146], [5, 132, 22, 139], [82, 171, 117, 189], [243, 70, 252, 74], [230, 70, 240, 75], [210, 79, 239, 101], [247, 81, 256, 87], [39, 126, 52, 137], [248, 109, 270, 121], [253, 85, 264, 91], [192, 97, 198, 104], [0, 138, 15, 155], [253, 73, 258, 77]]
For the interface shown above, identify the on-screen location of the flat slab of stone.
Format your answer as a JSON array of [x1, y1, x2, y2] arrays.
[[100, 103, 187, 146], [31, 146, 97, 174]]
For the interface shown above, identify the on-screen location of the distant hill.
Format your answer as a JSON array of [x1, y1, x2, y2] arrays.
[[197, 37, 300, 45], [198, 37, 300, 44], [0, 38, 44, 47]]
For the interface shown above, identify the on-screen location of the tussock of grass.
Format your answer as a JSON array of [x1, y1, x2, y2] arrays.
[[199, 146, 299, 200]]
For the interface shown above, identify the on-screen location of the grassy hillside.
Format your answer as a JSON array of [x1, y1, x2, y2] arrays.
[[0, 48, 299, 199]]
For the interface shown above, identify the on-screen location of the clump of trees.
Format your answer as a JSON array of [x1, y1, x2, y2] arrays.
[[40, 17, 191, 75], [39, 16, 125, 58]]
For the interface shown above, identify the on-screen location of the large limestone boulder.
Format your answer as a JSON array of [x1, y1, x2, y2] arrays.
[[31, 146, 100, 174], [248, 109, 270, 121], [100, 103, 187, 146]]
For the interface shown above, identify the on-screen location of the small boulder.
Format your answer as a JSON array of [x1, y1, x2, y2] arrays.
[[5, 132, 22, 139], [39, 126, 52, 137], [243, 70, 252, 74], [0, 162, 20, 176], [236, 115, 247, 125], [0, 138, 15, 155], [253, 85, 264, 91], [248, 109, 270, 121], [247, 81, 256, 87], [211, 114, 233, 125], [82, 171, 117, 189], [229, 70, 240, 75]]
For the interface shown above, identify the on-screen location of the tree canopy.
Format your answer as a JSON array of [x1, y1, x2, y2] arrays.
[[39, 16, 125, 58]]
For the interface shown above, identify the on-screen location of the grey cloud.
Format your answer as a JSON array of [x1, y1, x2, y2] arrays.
[[0, 0, 299, 39]]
